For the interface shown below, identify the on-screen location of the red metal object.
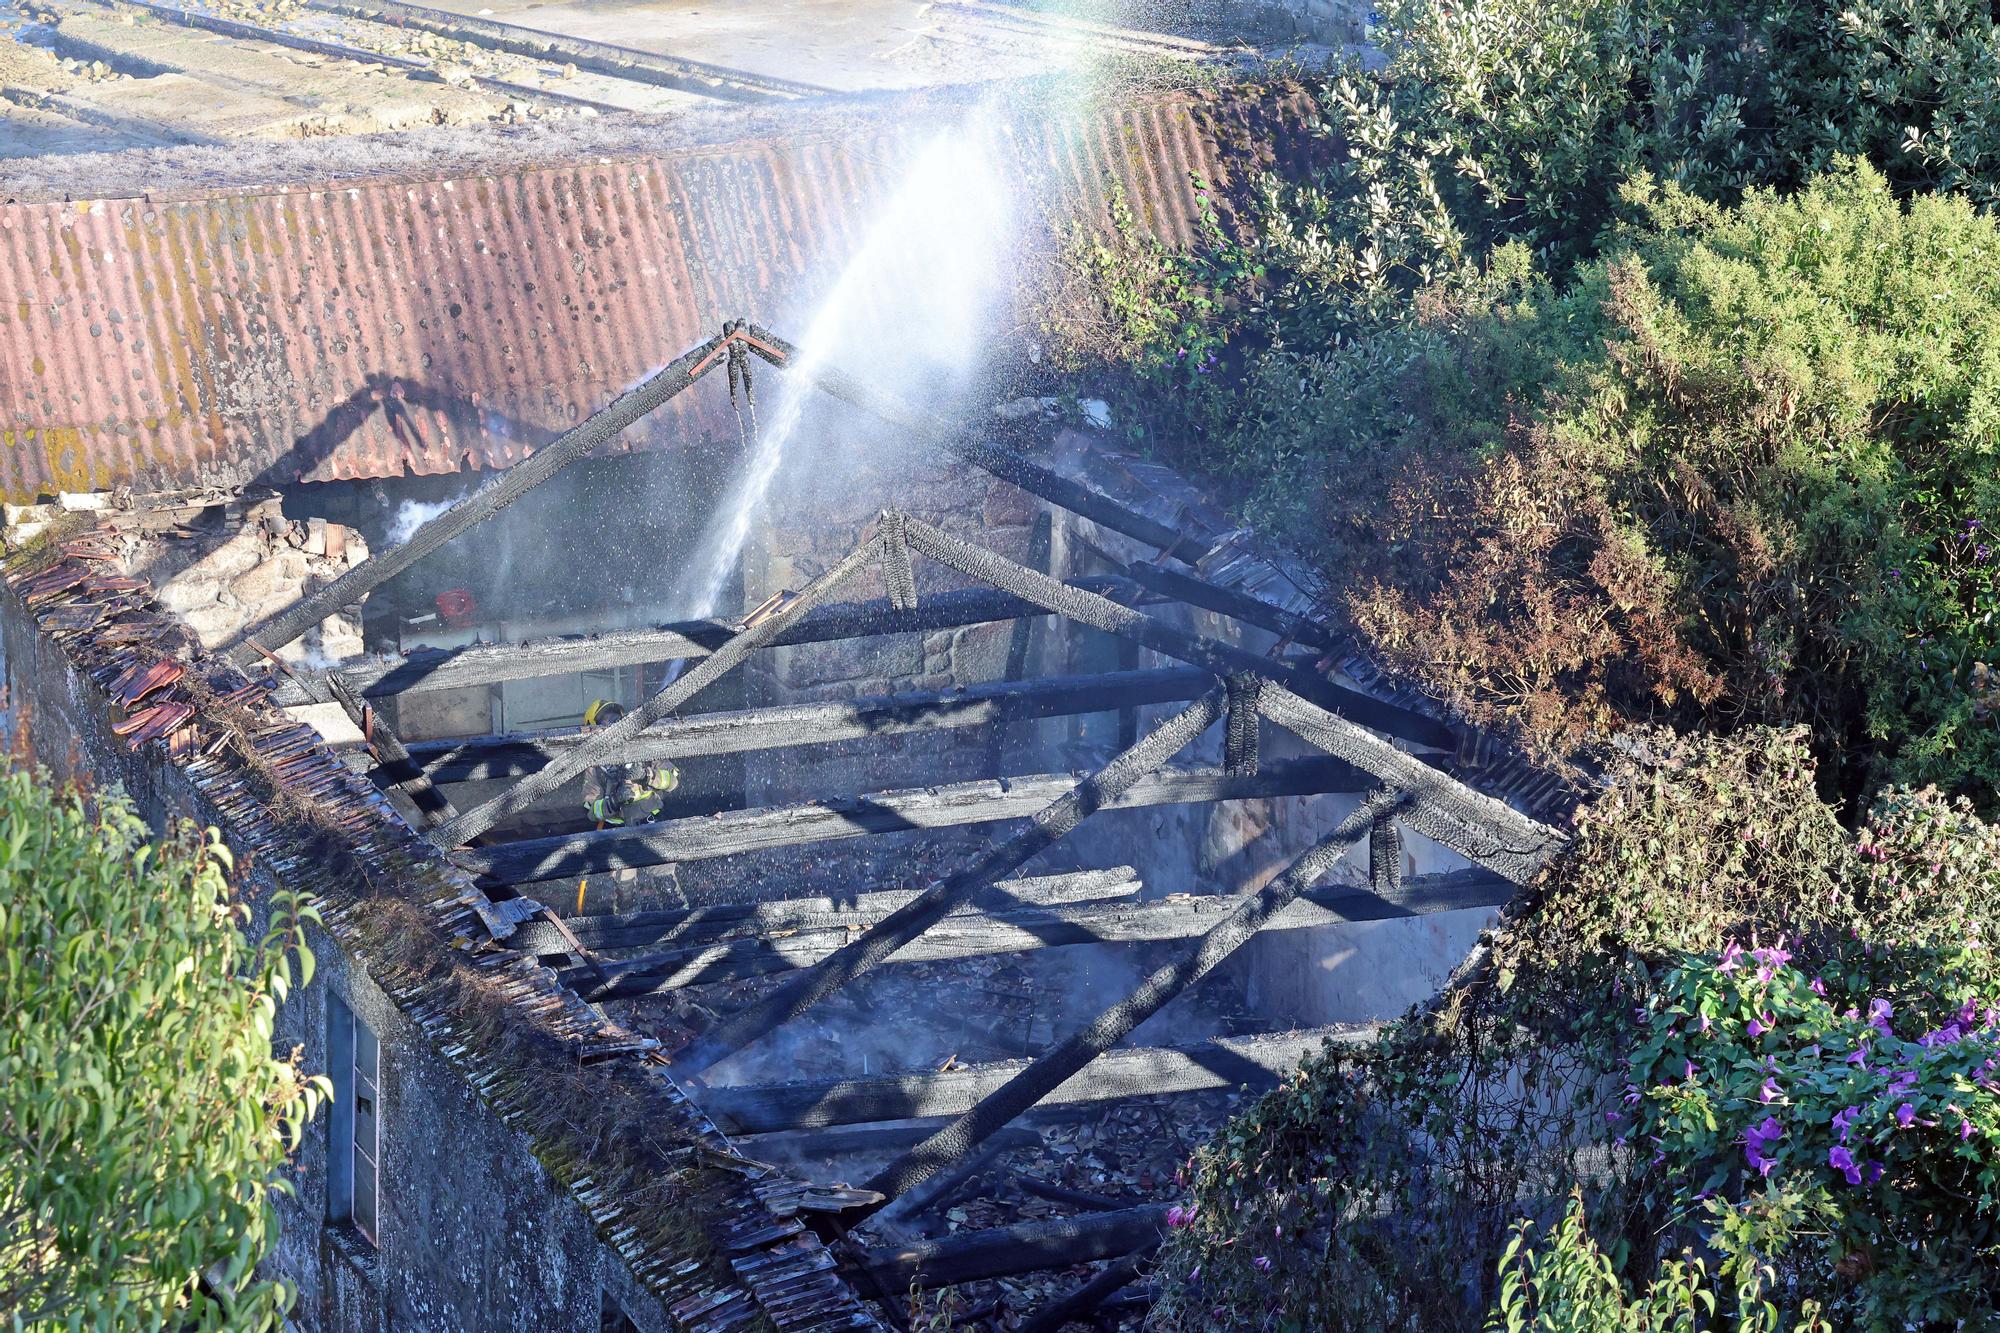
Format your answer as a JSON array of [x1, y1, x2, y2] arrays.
[[435, 587, 478, 628], [0, 87, 1316, 503]]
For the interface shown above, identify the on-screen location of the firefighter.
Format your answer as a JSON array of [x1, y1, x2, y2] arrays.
[[579, 699, 680, 827]]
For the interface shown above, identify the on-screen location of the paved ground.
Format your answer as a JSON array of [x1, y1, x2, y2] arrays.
[[0, 0, 1316, 165]]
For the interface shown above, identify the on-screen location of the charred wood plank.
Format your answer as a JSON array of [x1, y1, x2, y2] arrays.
[[576, 869, 1511, 998], [232, 329, 728, 665], [700, 1027, 1374, 1133], [1121, 558, 1337, 650], [863, 793, 1403, 1204], [270, 576, 1140, 706], [1019, 1253, 1152, 1333], [410, 667, 1213, 782], [460, 757, 1367, 886], [850, 1205, 1170, 1291], [511, 866, 1143, 953]]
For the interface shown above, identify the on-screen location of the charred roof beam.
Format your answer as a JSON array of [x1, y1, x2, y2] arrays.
[[568, 868, 1510, 999], [458, 757, 1369, 885], [232, 327, 735, 668], [405, 665, 1215, 782]]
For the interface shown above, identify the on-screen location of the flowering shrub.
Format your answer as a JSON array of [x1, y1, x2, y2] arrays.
[[1150, 730, 2000, 1331], [1625, 939, 2000, 1323]]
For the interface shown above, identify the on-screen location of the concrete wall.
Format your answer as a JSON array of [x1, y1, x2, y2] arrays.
[[0, 588, 675, 1333]]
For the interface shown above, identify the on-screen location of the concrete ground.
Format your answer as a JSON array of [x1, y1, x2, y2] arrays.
[[0, 0, 1322, 164]]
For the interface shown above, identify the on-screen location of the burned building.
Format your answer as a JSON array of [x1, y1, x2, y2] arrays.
[[1, 19, 1570, 1329]]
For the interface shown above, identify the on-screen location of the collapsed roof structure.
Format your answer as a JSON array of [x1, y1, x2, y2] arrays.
[[4, 314, 1573, 1327]]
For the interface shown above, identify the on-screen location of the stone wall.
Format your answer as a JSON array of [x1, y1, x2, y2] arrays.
[[0, 583, 675, 1333], [79, 496, 371, 665]]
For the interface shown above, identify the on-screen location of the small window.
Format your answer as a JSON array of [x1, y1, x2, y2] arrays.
[[327, 994, 382, 1246], [600, 1291, 641, 1333]]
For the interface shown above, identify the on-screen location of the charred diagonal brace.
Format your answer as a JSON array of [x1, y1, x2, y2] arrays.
[[429, 533, 884, 847], [1255, 683, 1568, 885], [230, 330, 732, 666], [893, 510, 1456, 751], [742, 326, 1215, 566], [324, 672, 459, 827], [896, 511, 1563, 876], [667, 689, 1226, 1076], [1371, 809, 1405, 894], [861, 790, 1407, 1208]]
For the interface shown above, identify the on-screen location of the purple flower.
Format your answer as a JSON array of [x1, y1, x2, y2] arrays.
[[1747, 1010, 1777, 1038], [1760, 1078, 1781, 1103], [1896, 1102, 1917, 1128], [1744, 1116, 1784, 1177], [1718, 941, 1744, 973], [1166, 1204, 1197, 1228], [1888, 1070, 1919, 1092], [1920, 1023, 1965, 1048], [1829, 1144, 1862, 1185], [1978, 544, 1992, 563], [1252, 1255, 1273, 1273], [1684, 1060, 1698, 1081], [1809, 977, 1828, 998], [1846, 1049, 1869, 1070], [1962, 1118, 1976, 1142], [1867, 998, 1895, 1035], [1865, 1160, 1884, 1185], [1833, 1105, 1860, 1141], [1750, 941, 1791, 981]]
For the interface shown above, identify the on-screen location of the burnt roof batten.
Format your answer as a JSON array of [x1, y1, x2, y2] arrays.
[[430, 530, 886, 847], [268, 576, 1146, 705], [896, 513, 1454, 750], [230, 328, 732, 667], [405, 665, 1216, 782], [860, 790, 1406, 1209], [457, 758, 1366, 886], [667, 688, 1227, 1076], [565, 866, 1509, 997]]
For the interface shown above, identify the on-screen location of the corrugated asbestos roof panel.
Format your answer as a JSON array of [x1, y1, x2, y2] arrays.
[[0, 86, 1314, 503]]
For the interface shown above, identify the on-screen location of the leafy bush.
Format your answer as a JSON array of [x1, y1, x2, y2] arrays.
[[1148, 729, 2000, 1332], [1070, 163, 2000, 807], [0, 772, 324, 1331]]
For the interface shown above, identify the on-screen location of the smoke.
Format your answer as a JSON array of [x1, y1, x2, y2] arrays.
[[386, 496, 461, 547]]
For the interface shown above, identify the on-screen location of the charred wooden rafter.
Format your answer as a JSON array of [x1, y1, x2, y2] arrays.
[[406, 667, 1214, 782], [701, 1027, 1374, 1133], [862, 793, 1405, 1205], [234, 329, 732, 665], [458, 757, 1366, 885], [569, 869, 1510, 998]]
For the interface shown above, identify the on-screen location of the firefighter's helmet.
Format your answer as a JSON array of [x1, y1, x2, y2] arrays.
[[582, 699, 626, 728]]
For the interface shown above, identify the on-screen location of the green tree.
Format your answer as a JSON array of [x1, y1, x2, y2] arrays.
[[0, 770, 325, 1331]]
